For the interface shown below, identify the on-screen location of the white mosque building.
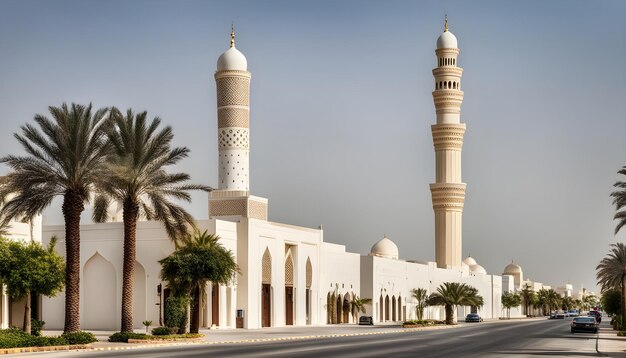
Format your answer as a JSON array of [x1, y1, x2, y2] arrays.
[[1, 21, 561, 330]]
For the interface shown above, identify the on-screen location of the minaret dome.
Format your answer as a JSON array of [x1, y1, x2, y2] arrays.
[[217, 24, 247, 71]]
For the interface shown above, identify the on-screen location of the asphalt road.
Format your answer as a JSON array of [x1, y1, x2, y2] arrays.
[[32, 319, 605, 358]]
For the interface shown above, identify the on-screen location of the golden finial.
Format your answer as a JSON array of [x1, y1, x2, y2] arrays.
[[230, 22, 235, 48], [444, 14, 448, 32]]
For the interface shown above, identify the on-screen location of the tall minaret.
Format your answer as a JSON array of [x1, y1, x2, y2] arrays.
[[430, 16, 467, 268], [209, 25, 268, 221], [215, 24, 251, 191]]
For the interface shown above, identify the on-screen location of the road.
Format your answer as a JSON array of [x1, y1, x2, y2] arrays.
[[23, 319, 610, 357]]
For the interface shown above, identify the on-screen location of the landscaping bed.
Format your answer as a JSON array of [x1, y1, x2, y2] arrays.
[[0, 328, 96, 351], [401, 320, 445, 328], [109, 332, 204, 343]]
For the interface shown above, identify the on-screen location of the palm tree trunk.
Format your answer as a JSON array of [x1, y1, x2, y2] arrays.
[[62, 191, 85, 334], [121, 200, 139, 333], [622, 274, 626, 330], [445, 304, 455, 325], [190, 286, 201, 334], [22, 292, 30, 334]]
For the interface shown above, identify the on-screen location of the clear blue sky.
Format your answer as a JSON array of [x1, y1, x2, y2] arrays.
[[1, 0, 625, 292]]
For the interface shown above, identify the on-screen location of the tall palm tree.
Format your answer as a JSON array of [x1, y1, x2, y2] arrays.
[[520, 284, 537, 316], [596, 243, 626, 329], [427, 282, 483, 325], [610, 167, 626, 234], [159, 230, 238, 333], [0, 103, 110, 333], [92, 109, 210, 332], [349, 295, 372, 323], [545, 289, 561, 313], [536, 289, 549, 316], [411, 288, 428, 321]]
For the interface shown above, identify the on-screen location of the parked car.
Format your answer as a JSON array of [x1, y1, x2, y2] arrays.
[[465, 313, 483, 322], [550, 311, 558, 319], [587, 310, 602, 323], [359, 316, 373, 325], [571, 316, 599, 334], [555, 311, 566, 319]]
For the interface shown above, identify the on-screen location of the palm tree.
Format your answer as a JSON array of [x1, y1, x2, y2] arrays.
[[0, 103, 110, 333], [349, 295, 372, 323], [92, 109, 210, 333], [596, 243, 626, 329], [411, 288, 428, 321], [520, 284, 537, 316], [610, 167, 626, 234], [545, 289, 561, 313], [159, 230, 238, 333], [426, 282, 483, 325], [536, 289, 549, 316]]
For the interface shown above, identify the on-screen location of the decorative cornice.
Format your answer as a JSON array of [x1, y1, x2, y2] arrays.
[[430, 183, 466, 211], [215, 70, 251, 80]]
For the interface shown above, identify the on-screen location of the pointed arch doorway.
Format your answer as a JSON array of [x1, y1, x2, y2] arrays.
[[261, 248, 272, 327], [284, 252, 294, 326]]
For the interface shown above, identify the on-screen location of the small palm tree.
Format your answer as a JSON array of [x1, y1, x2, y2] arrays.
[[0, 103, 110, 333], [596, 243, 626, 329], [411, 288, 428, 321], [427, 282, 483, 325], [92, 109, 210, 333], [350, 295, 372, 323], [159, 230, 238, 334]]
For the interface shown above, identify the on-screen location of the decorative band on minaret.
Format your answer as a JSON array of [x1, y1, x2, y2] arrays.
[[430, 17, 467, 268], [215, 24, 251, 192]]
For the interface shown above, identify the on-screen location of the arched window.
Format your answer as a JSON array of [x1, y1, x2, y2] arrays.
[[444, 82, 447, 89]]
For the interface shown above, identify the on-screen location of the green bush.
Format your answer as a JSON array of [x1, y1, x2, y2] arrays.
[[62, 331, 97, 345], [148, 333, 203, 340], [30, 319, 45, 336], [164, 296, 188, 330], [618, 331, 626, 337], [402, 319, 439, 326], [0, 328, 66, 348], [108, 332, 150, 343], [151, 326, 178, 336]]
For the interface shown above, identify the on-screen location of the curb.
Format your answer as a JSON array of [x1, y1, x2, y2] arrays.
[[0, 344, 90, 355]]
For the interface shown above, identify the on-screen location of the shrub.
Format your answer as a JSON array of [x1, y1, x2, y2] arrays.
[[148, 333, 203, 340], [164, 296, 188, 330], [618, 331, 626, 337], [0, 328, 67, 348], [108, 332, 150, 343], [62, 331, 97, 345], [152, 326, 178, 336], [30, 319, 45, 336]]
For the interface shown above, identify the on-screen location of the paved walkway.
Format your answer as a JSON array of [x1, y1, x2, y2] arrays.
[[597, 324, 626, 357]]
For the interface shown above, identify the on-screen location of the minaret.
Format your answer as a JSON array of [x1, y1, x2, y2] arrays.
[[209, 25, 268, 221], [215, 24, 251, 191], [430, 16, 467, 268]]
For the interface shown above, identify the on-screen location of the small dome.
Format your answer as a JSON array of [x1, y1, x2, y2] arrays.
[[503, 262, 523, 275], [470, 264, 487, 275], [463, 256, 477, 266], [437, 31, 458, 49], [370, 235, 399, 260], [217, 47, 247, 71]]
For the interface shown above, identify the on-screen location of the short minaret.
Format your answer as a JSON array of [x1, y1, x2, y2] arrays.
[[430, 16, 467, 268], [209, 26, 268, 221]]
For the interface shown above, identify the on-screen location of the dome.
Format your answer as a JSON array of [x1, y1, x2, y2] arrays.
[[463, 256, 477, 266], [217, 46, 247, 71], [503, 262, 523, 275], [470, 264, 487, 275], [437, 31, 458, 49], [370, 235, 399, 260]]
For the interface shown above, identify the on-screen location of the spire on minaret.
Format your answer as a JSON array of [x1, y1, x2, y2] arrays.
[[444, 14, 449, 32], [230, 22, 235, 48]]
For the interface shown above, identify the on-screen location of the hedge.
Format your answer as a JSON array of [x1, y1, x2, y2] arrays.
[[0, 328, 95, 349]]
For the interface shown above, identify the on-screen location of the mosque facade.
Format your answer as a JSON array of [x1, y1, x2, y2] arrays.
[[1, 22, 564, 330]]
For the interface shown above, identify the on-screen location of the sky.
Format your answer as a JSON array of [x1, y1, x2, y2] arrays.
[[1, 0, 625, 293]]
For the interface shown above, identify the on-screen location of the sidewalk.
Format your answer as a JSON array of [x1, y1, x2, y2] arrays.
[[597, 324, 626, 358]]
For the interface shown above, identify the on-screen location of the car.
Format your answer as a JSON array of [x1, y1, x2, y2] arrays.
[[568, 309, 579, 317], [587, 310, 602, 323], [465, 313, 483, 322], [571, 316, 599, 334], [550, 311, 558, 319], [555, 311, 566, 319], [359, 316, 373, 325]]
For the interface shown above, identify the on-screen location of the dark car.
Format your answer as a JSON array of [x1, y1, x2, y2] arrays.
[[465, 313, 483, 322], [571, 316, 599, 333], [587, 310, 602, 323], [359, 316, 373, 325]]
